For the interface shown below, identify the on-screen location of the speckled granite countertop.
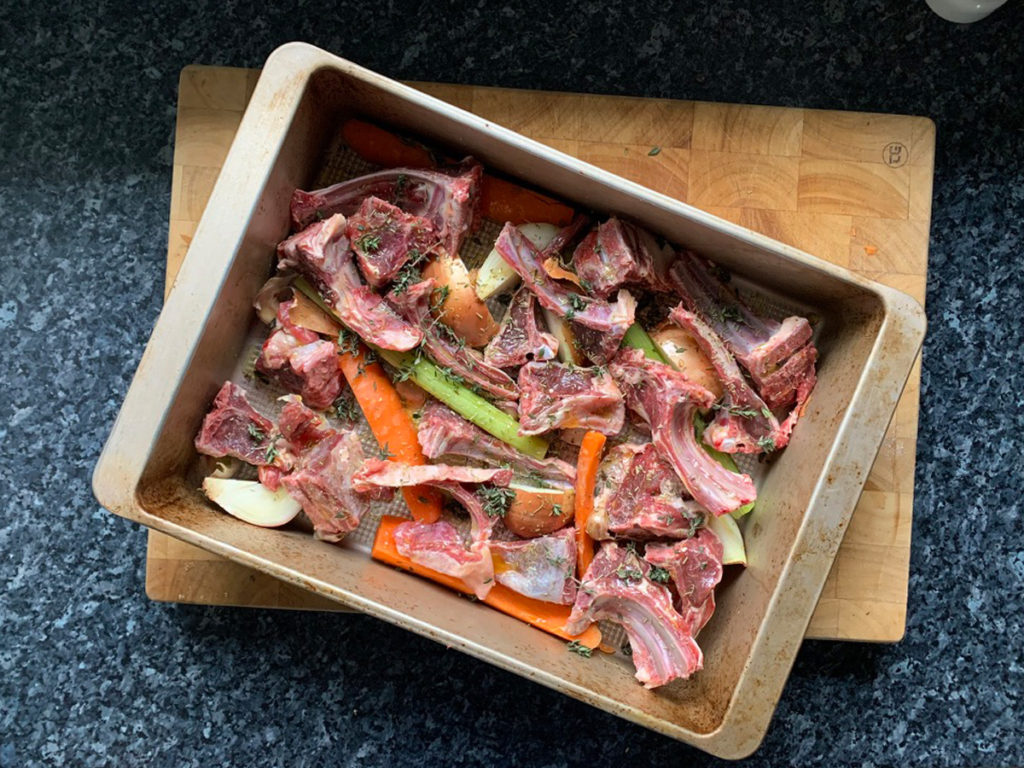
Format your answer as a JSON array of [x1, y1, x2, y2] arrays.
[[2, 1, 1022, 766]]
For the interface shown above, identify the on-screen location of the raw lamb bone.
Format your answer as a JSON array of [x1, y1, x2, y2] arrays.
[[417, 401, 576, 490], [484, 286, 559, 368], [290, 162, 483, 259], [387, 278, 518, 401], [345, 196, 439, 288], [517, 361, 625, 436], [567, 542, 703, 688], [668, 251, 817, 412], [352, 461, 514, 599], [587, 443, 706, 540], [276, 213, 423, 351], [610, 348, 757, 516], [194, 381, 276, 466], [275, 399, 376, 542]]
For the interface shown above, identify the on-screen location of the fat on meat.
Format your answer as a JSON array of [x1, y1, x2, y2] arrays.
[[490, 528, 577, 605]]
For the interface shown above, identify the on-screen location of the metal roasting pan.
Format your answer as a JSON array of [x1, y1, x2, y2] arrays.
[[93, 43, 926, 759]]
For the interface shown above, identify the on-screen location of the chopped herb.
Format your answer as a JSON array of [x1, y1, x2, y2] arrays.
[[699, 560, 709, 571], [578, 277, 593, 293], [712, 402, 761, 420], [477, 485, 515, 518], [264, 441, 279, 464], [438, 366, 466, 387], [377, 443, 395, 460], [567, 640, 593, 658], [337, 328, 361, 356], [314, 209, 327, 221], [247, 423, 266, 442], [391, 265, 422, 294], [616, 565, 643, 582], [431, 284, 450, 312], [332, 394, 361, 422], [648, 566, 671, 583], [565, 293, 588, 321], [550, 503, 564, 517], [621, 643, 633, 657], [648, 146, 662, 156], [761, 406, 773, 420], [720, 305, 745, 324], [356, 234, 382, 253], [394, 173, 408, 200], [757, 435, 777, 453]]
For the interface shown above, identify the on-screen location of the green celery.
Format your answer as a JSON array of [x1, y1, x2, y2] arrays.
[[375, 348, 549, 459], [621, 323, 675, 368]]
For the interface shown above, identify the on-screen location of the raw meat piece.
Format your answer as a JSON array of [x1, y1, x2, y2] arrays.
[[572, 218, 670, 298], [517, 361, 625, 436], [568, 320, 623, 366], [587, 443, 705, 540], [490, 528, 577, 605], [644, 528, 724, 634], [352, 460, 513, 492], [255, 299, 345, 411], [417, 401, 576, 490], [610, 348, 756, 516], [387, 279, 518, 400], [566, 542, 702, 688], [670, 306, 783, 454], [290, 162, 482, 259], [345, 196, 438, 288], [194, 381, 275, 466], [356, 461, 507, 598], [483, 286, 558, 368], [494, 223, 635, 344], [668, 252, 817, 409], [276, 214, 422, 351], [276, 399, 374, 542]]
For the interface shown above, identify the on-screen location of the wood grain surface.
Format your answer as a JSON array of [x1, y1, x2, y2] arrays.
[[148, 65, 931, 642]]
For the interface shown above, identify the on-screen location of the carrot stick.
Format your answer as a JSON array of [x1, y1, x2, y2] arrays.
[[341, 119, 435, 168], [574, 430, 607, 578], [372, 516, 602, 647], [479, 175, 576, 226], [338, 348, 442, 523]]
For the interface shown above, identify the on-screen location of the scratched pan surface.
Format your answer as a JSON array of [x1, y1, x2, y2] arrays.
[[93, 43, 925, 759]]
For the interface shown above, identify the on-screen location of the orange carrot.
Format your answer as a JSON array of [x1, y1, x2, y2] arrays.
[[479, 175, 576, 226], [574, 430, 607, 578], [372, 516, 602, 647], [338, 347, 442, 523], [341, 119, 435, 168]]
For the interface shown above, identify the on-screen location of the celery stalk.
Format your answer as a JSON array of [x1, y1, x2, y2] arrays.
[[375, 348, 549, 459], [621, 323, 675, 368], [293, 278, 549, 459]]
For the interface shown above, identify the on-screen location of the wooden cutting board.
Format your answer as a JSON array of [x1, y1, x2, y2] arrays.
[[149, 65, 931, 642]]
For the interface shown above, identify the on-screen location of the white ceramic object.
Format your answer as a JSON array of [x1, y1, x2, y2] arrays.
[[925, 0, 1007, 22]]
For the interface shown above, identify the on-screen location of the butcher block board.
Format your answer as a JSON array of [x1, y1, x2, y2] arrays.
[[148, 65, 931, 642]]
